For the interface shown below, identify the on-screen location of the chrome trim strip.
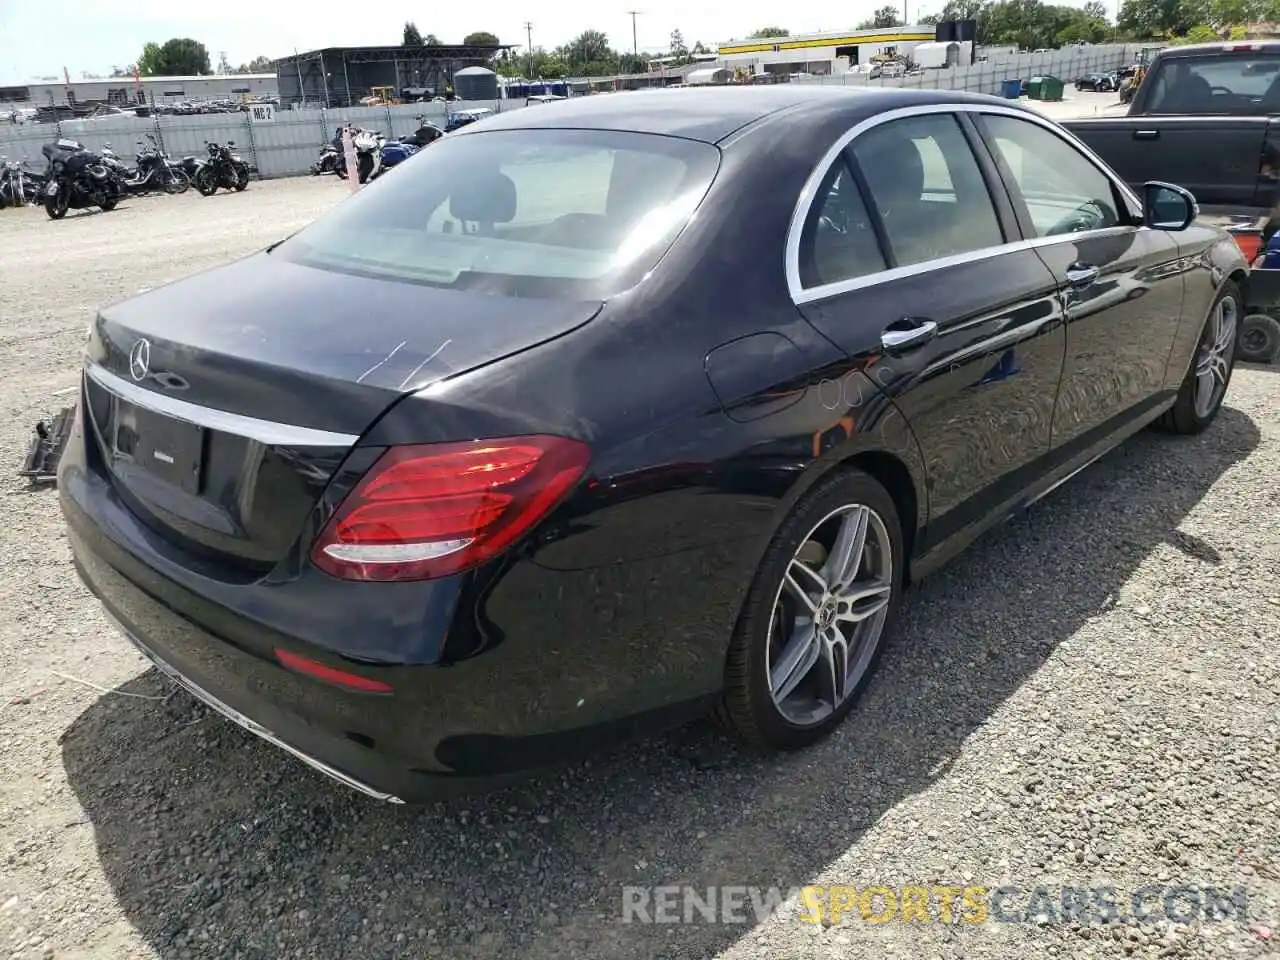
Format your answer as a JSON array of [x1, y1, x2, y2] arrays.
[[1026, 449, 1108, 507], [108, 615, 404, 803], [785, 102, 1146, 306], [85, 361, 359, 448]]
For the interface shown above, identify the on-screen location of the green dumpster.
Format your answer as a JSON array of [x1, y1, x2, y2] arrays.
[[1026, 76, 1045, 100], [1039, 75, 1065, 101]]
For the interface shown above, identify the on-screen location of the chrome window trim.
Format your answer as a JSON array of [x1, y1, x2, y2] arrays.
[[786, 102, 1146, 306], [85, 361, 360, 448]]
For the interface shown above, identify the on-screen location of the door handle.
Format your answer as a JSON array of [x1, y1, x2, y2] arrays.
[[1064, 263, 1099, 289], [1133, 129, 1159, 140], [881, 318, 938, 355]]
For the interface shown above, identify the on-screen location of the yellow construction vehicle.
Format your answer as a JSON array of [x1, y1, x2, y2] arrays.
[[360, 86, 400, 106]]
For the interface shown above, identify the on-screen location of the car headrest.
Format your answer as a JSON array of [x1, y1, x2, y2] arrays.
[[450, 172, 517, 223], [860, 132, 925, 207]]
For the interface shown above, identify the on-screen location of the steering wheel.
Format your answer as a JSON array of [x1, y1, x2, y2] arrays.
[[1045, 199, 1108, 237]]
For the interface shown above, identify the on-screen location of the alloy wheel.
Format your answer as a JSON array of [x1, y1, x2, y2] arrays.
[[767, 503, 893, 726], [1193, 294, 1237, 419]]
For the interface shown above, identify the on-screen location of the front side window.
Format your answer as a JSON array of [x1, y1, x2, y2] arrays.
[[981, 114, 1121, 238], [850, 113, 1005, 268], [273, 129, 720, 299]]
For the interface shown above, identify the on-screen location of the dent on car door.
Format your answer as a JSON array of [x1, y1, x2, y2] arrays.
[[793, 111, 1066, 555], [975, 112, 1188, 451]]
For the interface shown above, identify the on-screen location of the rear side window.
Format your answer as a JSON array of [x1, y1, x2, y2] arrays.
[[1146, 55, 1280, 114], [850, 113, 1005, 268], [273, 129, 720, 299], [797, 159, 887, 289]]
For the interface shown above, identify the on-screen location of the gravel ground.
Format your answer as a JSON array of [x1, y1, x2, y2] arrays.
[[1, 176, 1278, 960]]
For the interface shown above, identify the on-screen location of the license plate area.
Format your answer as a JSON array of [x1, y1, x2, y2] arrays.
[[112, 399, 205, 495]]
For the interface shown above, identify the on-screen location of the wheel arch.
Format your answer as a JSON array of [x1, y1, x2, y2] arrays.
[[767, 403, 929, 586]]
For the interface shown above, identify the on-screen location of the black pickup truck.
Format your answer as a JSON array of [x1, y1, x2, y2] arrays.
[[1061, 41, 1280, 361], [1061, 41, 1280, 211]]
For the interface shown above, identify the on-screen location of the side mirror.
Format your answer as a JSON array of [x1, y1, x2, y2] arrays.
[[1143, 180, 1197, 231]]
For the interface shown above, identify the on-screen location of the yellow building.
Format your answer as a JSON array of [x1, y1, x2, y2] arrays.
[[717, 27, 936, 76]]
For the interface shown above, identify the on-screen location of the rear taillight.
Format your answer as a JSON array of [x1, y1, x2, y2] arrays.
[[311, 436, 591, 582], [1230, 230, 1263, 263]]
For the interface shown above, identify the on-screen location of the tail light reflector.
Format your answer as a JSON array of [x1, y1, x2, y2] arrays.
[[274, 648, 394, 693], [311, 435, 590, 582]]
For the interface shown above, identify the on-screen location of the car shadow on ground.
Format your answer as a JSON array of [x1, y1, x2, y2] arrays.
[[60, 407, 1260, 960]]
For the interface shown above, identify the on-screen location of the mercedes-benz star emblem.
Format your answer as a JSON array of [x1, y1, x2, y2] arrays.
[[128, 338, 151, 382]]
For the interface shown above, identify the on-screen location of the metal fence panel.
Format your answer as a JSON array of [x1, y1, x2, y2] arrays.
[[0, 46, 1145, 178]]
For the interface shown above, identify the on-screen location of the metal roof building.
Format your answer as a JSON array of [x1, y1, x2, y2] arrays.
[[5, 74, 278, 108], [274, 44, 511, 107]]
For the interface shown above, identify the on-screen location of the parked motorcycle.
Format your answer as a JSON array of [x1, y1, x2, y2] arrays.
[[369, 117, 443, 180], [40, 139, 123, 220], [0, 156, 42, 208], [311, 142, 343, 176], [117, 134, 190, 195], [99, 144, 133, 182], [374, 140, 419, 179], [350, 128, 385, 184], [192, 140, 249, 196], [179, 153, 206, 183]]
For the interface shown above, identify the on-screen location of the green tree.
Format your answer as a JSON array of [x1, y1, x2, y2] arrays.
[[561, 29, 616, 74], [749, 26, 791, 37], [403, 22, 424, 46], [463, 31, 501, 46], [859, 5, 905, 27], [238, 55, 275, 74], [139, 38, 210, 76], [920, 12, 942, 23], [1118, 0, 1206, 35], [136, 42, 163, 76]]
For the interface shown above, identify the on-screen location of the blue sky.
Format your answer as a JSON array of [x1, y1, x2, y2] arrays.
[[0, 0, 974, 83]]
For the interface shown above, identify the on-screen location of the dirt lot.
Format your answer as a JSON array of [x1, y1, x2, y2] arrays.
[[0, 176, 1278, 960]]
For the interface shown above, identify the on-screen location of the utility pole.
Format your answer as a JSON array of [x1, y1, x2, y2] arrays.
[[627, 10, 641, 58], [524, 21, 535, 80]]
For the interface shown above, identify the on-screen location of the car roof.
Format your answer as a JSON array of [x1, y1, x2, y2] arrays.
[[1156, 41, 1280, 58], [454, 86, 1031, 144]]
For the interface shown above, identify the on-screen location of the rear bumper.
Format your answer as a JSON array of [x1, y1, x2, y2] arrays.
[[67, 527, 533, 804], [108, 610, 405, 803], [59, 430, 720, 803]]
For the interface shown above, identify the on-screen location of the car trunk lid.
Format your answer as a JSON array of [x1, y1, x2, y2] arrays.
[[82, 252, 602, 576]]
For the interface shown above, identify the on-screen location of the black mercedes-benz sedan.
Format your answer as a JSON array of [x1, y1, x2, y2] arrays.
[[60, 86, 1245, 803]]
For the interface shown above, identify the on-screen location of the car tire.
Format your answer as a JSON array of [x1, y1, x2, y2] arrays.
[[716, 468, 905, 751], [1239, 313, 1280, 363], [1155, 281, 1241, 434]]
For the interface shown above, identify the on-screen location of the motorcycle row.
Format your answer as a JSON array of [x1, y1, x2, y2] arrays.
[[0, 134, 251, 220], [312, 117, 445, 184]]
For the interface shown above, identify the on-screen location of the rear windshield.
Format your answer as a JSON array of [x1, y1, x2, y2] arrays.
[[273, 128, 720, 299], [1145, 53, 1280, 114]]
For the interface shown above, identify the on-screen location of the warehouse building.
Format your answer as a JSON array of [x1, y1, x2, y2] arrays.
[[8, 74, 278, 108], [717, 26, 937, 76], [274, 43, 510, 107]]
